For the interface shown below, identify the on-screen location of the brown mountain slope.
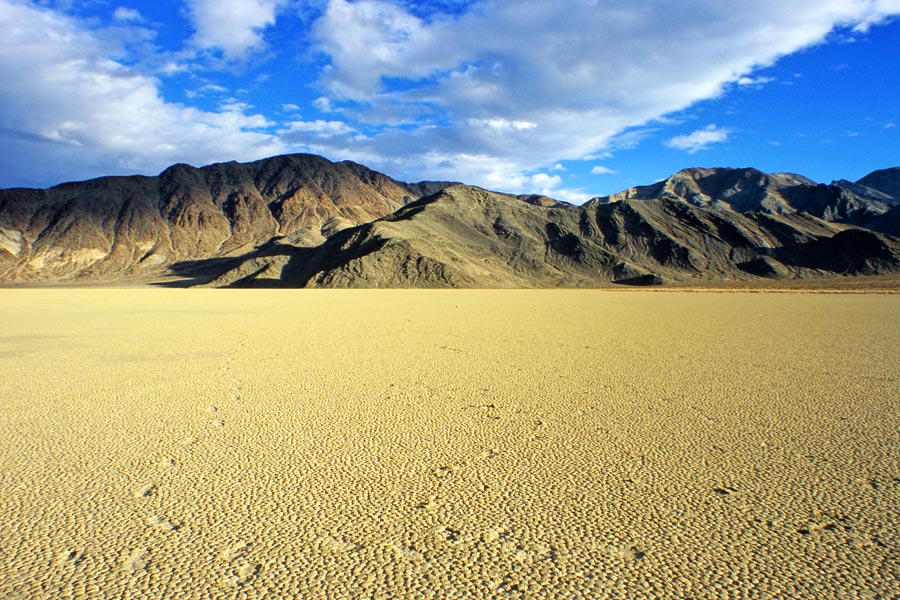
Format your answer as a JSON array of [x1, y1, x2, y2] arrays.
[[198, 185, 900, 289], [0, 154, 452, 282], [588, 167, 897, 226], [4, 159, 900, 287]]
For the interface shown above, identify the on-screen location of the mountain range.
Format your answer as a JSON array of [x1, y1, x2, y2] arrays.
[[1, 155, 899, 287]]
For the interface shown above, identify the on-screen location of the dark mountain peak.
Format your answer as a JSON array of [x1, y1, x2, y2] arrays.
[[0, 153, 437, 282], [159, 162, 202, 178], [857, 167, 900, 199]]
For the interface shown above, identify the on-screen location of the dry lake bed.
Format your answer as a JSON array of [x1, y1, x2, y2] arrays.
[[0, 289, 898, 599]]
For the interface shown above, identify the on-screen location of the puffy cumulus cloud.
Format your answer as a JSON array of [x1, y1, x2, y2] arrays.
[[186, 0, 289, 60], [313, 0, 456, 99], [666, 125, 731, 154], [309, 0, 900, 189], [0, 0, 285, 187]]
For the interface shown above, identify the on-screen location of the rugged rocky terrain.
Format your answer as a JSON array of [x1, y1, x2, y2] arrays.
[[0, 154, 452, 282], [588, 167, 899, 227], [200, 184, 900, 288], [1, 155, 899, 287]]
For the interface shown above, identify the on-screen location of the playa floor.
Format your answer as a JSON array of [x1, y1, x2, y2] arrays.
[[1, 289, 898, 599]]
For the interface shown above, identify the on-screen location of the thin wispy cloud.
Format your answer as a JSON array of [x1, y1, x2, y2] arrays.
[[590, 166, 617, 175], [666, 125, 732, 154]]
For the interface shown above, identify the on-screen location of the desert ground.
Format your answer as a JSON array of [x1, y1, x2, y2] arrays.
[[0, 289, 898, 599]]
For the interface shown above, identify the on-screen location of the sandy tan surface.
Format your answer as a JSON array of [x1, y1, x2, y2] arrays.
[[0, 289, 898, 599]]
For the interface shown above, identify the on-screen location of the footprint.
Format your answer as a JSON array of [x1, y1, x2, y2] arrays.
[[160, 457, 175, 469], [225, 562, 259, 587], [605, 545, 646, 560], [512, 548, 532, 563], [477, 449, 500, 460], [431, 465, 461, 479], [483, 527, 508, 544], [416, 495, 442, 513], [213, 419, 225, 428], [221, 541, 247, 562], [390, 543, 425, 562], [207, 406, 218, 414], [322, 535, 359, 553], [132, 483, 156, 499], [180, 436, 196, 447], [433, 525, 462, 543], [147, 515, 179, 532], [56, 548, 85, 568], [122, 548, 149, 574], [798, 521, 842, 535]]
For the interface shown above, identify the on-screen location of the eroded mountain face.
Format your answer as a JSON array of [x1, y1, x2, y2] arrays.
[[200, 185, 900, 289], [0, 154, 452, 282], [1, 156, 898, 287]]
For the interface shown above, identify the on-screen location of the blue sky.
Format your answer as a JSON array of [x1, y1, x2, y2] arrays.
[[0, 0, 898, 202]]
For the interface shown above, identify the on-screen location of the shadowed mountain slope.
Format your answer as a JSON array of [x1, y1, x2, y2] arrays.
[[0, 154, 453, 282], [857, 167, 900, 200], [200, 185, 900, 288], [865, 205, 900, 237]]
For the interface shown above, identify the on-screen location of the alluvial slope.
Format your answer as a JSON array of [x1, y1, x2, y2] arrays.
[[588, 167, 898, 226], [0, 154, 448, 282], [205, 185, 900, 288]]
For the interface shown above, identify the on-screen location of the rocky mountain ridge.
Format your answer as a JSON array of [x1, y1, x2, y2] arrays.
[[199, 184, 899, 288], [0, 154, 454, 282], [588, 167, 899, 229], [1, 155, 899, 287]]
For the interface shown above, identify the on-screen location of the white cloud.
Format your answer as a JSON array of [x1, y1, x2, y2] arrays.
[[468, 118, 538, 131], [185, 0, 288, 59], [313, 97, 332, 112], [313, 0, 453, 99], [184, 83, 228, 98], [282, 103, 300, 112], [281, 119, 356, 139], [309, 0, 900, 187], [529, 172, 562, 188], [590, 166, 616, 175], [3, 0, 900, 193], [736, 75, 775, 86], [112, 7, 142, 22], [666, 125, 731, 153], [0, 0, 284, 186]]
